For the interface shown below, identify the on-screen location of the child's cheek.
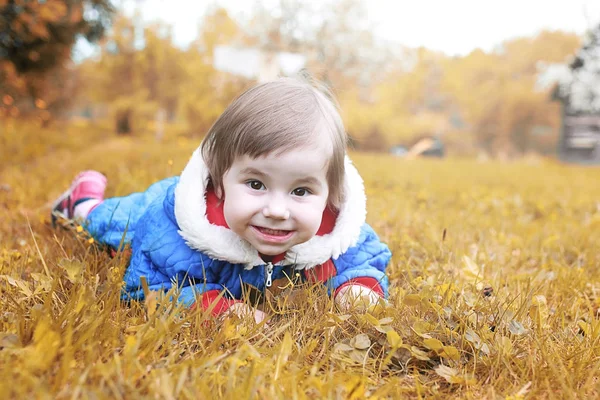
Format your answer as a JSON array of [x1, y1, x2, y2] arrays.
[[223, 195, 246, 232], [309, 203, 326, 235]]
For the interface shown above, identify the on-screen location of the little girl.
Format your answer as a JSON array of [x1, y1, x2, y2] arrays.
[[52, 77, 391, 322]]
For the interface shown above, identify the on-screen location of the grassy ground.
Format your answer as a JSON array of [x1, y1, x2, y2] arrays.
[[1, 121, 600, 398]]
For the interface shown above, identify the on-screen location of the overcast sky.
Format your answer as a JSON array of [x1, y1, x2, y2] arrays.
[[121, 0, 600, 56]]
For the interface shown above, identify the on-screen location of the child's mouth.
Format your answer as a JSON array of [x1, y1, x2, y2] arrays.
[[252, 226, 294, 242]]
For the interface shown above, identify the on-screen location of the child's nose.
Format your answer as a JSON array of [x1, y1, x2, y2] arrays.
[[262, 196, 290, 220]]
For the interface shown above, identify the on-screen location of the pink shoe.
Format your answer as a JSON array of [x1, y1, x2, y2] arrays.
[[51, 170, 107, 224]]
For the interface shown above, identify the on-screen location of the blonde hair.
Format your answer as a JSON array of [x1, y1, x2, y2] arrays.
[[201, 76, 347, 208]]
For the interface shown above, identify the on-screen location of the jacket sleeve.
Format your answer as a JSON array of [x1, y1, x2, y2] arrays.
[[122, 190, 242, 316], [306, 223, 391, 298], [85, 177, 179, 249]]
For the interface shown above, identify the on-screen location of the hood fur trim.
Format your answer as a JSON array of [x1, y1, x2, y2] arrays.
[[174, 149, 366, 269]]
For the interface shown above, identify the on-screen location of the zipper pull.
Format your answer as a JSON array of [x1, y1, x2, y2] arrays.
[[265, 262, 274, 288]]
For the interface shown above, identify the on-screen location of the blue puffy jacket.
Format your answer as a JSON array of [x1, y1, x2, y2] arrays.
[[84, 151, 391, 313]]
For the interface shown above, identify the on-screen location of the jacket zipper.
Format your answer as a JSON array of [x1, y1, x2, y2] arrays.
[[265, 262, 274, 288]]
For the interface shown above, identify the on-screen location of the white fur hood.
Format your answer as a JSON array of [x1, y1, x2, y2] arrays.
[[173, 148, 366, 269]]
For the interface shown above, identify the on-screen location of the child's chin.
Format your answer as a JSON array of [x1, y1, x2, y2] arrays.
[[255, 245, 291, 256]]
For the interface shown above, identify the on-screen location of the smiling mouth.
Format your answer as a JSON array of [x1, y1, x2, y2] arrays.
[[252, 226, 294, 242]]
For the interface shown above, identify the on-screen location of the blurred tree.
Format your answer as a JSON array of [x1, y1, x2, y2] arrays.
[[340, 31, 579, 156], [544, 23, 600, 112], [79, 8, 247, 136], [342, 48, 448, 150], [138, 23, 187, 121], [246, 0, 391, 92], [199, 6, 242, 58], [0, 0, 114, 121], [179, 7, 249, 136], [0, 0, 113, 74], [309, 0, 386, 91], [78, 15, 140, 134], [439, 31, 580, 156], [80, 15, 189, 134]]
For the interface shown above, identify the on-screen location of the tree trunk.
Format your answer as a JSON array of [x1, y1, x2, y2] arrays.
[[116, 109, 132, 135]]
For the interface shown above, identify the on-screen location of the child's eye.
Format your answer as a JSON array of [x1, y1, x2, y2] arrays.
[[292, 188, 311, 197], [246, 180, 265, 190]]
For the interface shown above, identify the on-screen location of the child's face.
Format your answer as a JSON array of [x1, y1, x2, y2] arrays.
[[220, 140, 331, 257]]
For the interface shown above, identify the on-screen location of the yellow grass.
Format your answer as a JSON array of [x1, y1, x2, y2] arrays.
[[1, 121, 600, 398]]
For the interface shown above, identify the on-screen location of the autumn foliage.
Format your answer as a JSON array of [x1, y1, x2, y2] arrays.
[[1, 2, 585, 157], [1, 2, 599, 398], [0, 0, 113, 122]]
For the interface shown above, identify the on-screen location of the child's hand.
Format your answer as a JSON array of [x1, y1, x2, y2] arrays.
[[224, 303, 268, 324], [335, 284, 383, 312]]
